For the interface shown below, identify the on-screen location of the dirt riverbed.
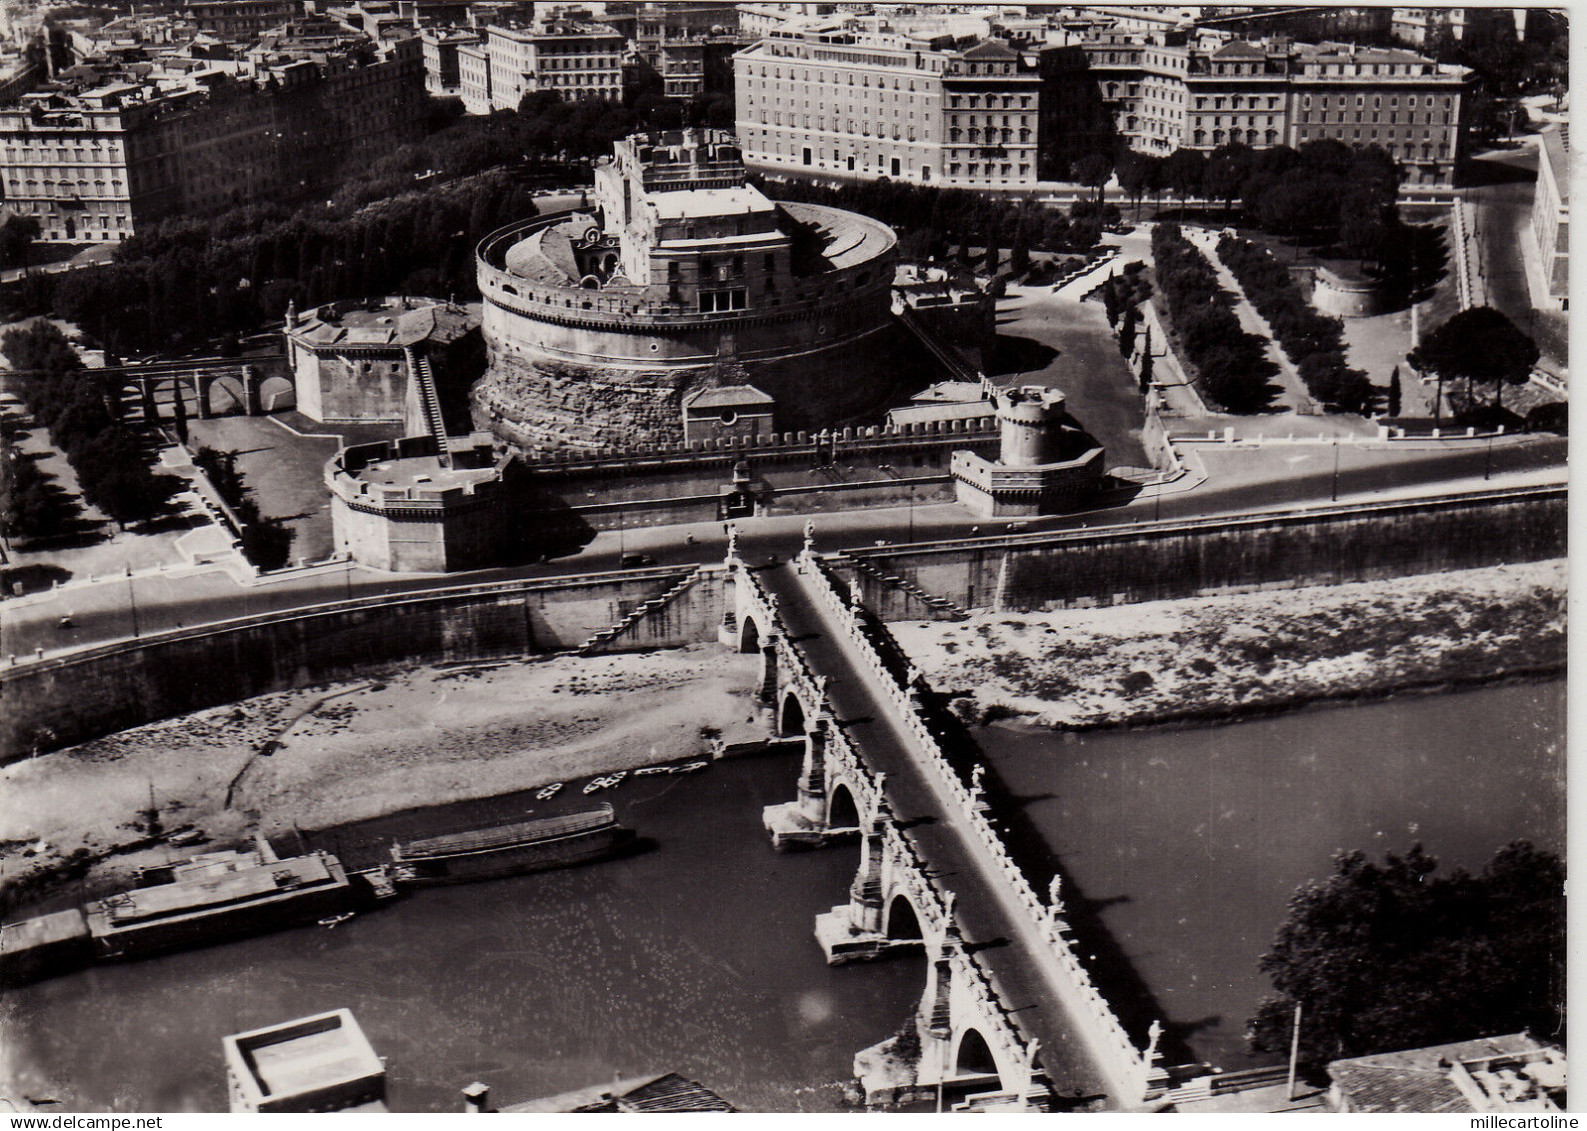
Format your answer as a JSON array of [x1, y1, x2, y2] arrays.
[[0, 645, 762, 911], [892, 560, 1566, 730]]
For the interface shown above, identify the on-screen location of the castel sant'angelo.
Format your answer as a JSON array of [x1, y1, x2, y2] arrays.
[[471, 128, 901, 451]]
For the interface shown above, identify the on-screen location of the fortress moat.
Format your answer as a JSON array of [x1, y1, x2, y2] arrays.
[[472, 130, 900, 452]]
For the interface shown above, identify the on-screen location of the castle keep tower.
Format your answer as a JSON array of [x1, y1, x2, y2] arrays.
[[472, 129, 898, 453], [952, 385, 1104, 516], [997, 385, 1070, 467]]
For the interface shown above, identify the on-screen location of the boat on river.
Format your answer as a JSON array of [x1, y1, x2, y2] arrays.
[[388, 803, 631, 886], [82, 845, 354, 961]]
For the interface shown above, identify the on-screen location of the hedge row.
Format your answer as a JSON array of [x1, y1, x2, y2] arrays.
[[1150, 223, 1277, 414], [1216, 235, 1376, 415]]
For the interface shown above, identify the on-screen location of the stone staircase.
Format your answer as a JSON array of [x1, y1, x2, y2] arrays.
[[838, 553, 969, 621], [405, 346, 450, 453], [577, 567, 704, 655]]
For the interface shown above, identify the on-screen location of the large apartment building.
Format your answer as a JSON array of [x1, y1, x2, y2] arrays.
[[1085, 29, 1470, 186], [733, 22, 1041, 190], [462, 19, 622, 112], [1529, 124, 1567, 310], [180, 0, 299, 40], [422, 25, 479, 97], [0, 47, 425, 241]]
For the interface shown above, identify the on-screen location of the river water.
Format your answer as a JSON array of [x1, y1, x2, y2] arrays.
[[972, 679, 1566, 1071], [0, 681, 1564, 1110], [0, 754, 923, 1113]]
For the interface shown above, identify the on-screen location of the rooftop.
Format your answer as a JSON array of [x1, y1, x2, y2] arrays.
[[887, 398, 996, 426], [500, 1073, 736, 1113], [1539, 124, 1569, 205], [683, 384, 775, 409], [287, 297, 480, 350], [225, 1010, 386, 1107], [345, 448, 501, 491], [781, 201, 896, 271], [1330, 1034, 1566, 1114], [649, 184, 774, 220]]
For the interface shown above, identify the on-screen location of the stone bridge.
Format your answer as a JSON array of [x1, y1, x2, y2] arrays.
[[716, 525, 1165, 1111], [89, 355, 293, 420]]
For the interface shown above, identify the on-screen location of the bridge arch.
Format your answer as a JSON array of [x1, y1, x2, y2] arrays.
[[257, 375, 295, 411], [952, 1027, 1001, 1079], [778, 689, 806, 737], [884, 892, 923, 941], [737, 613, 763, 654], [828, 781, 860, 830], [205, 375, 247, 416]]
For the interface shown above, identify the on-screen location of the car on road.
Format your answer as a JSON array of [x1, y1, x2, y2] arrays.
[[620, 553, 658, 568]]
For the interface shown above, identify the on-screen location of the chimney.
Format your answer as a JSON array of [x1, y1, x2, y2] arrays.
[[461, 1082, 491, 1113]]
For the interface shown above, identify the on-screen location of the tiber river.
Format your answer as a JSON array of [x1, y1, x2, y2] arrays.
[[0, 680, 1563, 1111]]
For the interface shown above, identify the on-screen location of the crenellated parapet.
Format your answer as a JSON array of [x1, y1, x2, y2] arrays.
[[512, 416, 1001, 476]]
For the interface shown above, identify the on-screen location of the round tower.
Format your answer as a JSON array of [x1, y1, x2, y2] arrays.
[[997, 385, 1068, 467]]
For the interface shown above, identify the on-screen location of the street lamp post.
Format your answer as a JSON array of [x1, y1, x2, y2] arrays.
[[1331, 439, 1341, 503], [126, 564, 139, 639], [1485, 432, 1495, 481], [907, 484, 915, 543]]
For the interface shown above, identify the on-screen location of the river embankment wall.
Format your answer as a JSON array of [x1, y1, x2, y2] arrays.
[[840, 488, 1564, 616], [0, 568, 725, 763]]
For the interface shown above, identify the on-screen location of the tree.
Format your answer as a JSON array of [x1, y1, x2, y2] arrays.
[[0, 444, 61, 547], [0, 214, 41, 270], [1409, 306, 1539, 414], [1339, 189, 1396, 269], [1071, 153, 1113, 204], [1118, 303, 1139, 358], [1203, 143, 1254, 216], [1249, 841, 1565, 1066], [1116, 150, 1153, 219], [1163, 148, 1207, 208], [1387, 365, 1402, 417], [1010, 224, 1031, 277]]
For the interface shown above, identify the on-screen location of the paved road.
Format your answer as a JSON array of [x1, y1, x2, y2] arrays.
[[1464, 145, 1569, 370], [991, 287, 1151, 468], [763, 563, 1113, 1104], [1, 434, 1563, 663]]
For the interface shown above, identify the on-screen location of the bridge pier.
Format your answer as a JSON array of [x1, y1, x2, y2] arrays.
[[763, 715, 857, 850], [716, 558, 739, 647], [797, 716, 829, 823], [194, 372, 214, 420], [816, 788, 923, 964], [757, 636, 777, 703], [242, 366, 262, 416]]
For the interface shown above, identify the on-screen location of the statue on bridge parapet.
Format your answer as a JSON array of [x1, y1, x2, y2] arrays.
[[801, 519, 816, 562], [725, 522, 740, 564], [1046, 873, 1068, 932]]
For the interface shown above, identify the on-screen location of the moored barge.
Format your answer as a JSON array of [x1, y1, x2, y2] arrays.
[[83, 846, 354, 960], [389, 803, 631, 886]]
